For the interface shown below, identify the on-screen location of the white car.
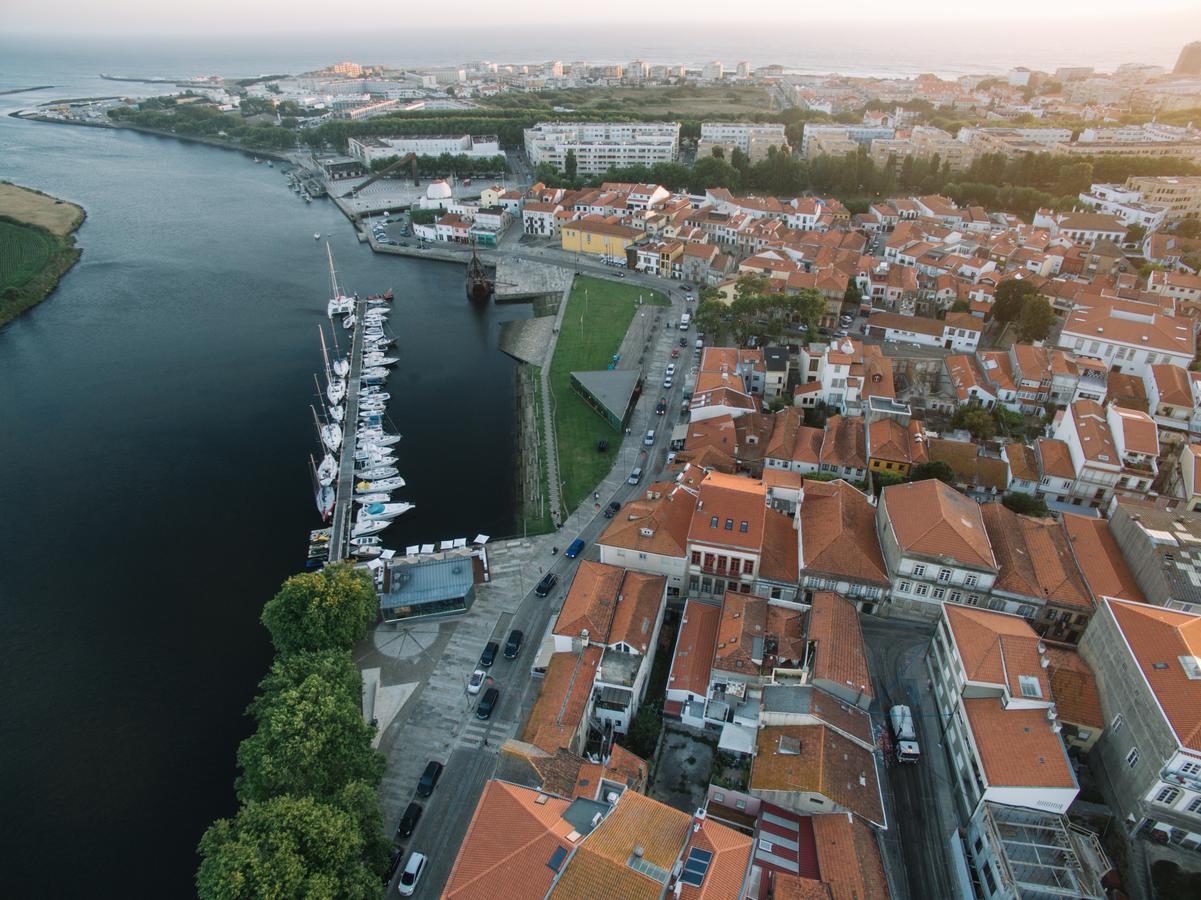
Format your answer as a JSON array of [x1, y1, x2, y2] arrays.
[[398, 852, 427, 896], [665, 363, 676, 376], [467, 669, 487, 695]]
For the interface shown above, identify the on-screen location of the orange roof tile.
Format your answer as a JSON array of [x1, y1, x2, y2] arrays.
[[881, 479, 996, 570], [751, 725, 885, 825], [1036, 438, 1075, 480], [1106, 598, 1201, 751], [1044, 646, 1104, 730], [811, 813, 891, 900], [598, 483, 695, 559], [687, 471, 768, 552], [807, 593, 873, 700], [962, 698, 1075, 789], [677, 817, 754, 900], [522, 647, 603, 754], [1060, 513, 1145, 604], [800, 480, 889, 588], [668, 600, 721, 697], [555, 561, 623, 642], [760, 508, 800, 584], [443, 780, 578, 900], [945, 605, 1050, 698], [981, 503, 1092, 610], [607, 571, 666, 654]]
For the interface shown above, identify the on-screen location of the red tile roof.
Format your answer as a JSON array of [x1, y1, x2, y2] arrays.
[[800, 480, 889, 588], [668, 600, 721, 697], [963, 698, 1076, 789], [881, 479, 996, 570]]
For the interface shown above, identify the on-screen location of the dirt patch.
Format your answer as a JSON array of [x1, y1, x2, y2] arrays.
[[0, 182, 84, 235]]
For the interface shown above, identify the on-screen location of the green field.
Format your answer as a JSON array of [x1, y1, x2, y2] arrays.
[[0, 220, 53, 291], [547, 276, 669, 512], [493, 84, 776, 119]]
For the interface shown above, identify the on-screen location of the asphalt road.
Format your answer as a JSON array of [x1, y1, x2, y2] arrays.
[[860, 616, 958, 900], [388, 273, 690, 898]]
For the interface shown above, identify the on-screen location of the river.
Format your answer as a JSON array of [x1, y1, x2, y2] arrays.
[[0, 91, 528, 895]]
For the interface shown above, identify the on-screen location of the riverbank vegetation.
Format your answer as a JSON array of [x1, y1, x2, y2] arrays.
[[0, 183, 84, 326], [196, 564, 389, 899], [548, 276, 669, 512]]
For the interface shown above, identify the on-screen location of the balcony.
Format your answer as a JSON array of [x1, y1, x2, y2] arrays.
[[1160, 766, 1201, 792]]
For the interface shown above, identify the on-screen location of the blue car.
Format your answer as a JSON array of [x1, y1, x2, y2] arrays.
[[565, 538, 585, 558]]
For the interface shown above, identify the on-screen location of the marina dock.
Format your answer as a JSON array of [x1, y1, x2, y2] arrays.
[[328, 294, 368, 562]]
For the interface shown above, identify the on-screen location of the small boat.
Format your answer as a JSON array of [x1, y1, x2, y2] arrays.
[[268, 161, 274, 168], [359, 391, 390, 402], [356, 477, 405, 493], [333, 358, 350, 379], [343, 314, 356, 330], [356, 465, 397, 480], [355, 444, 396, 459], [316, 453, 337, 486], [321, 422, 343, 453], [360, 502, 414, 519], [315, 484, 335, 519], [357, 432, 400, 446], [353, 545, 383, 559], [314, 232, 320, 240], [328, 404, 344, 423], [310, 528, 332, 541], [360, 367, 389, 379], [363, 355, 398, 367], [352, 518, 390, 537], [355, 492, 393, 505], [350, 535, 382, 547], [327, 379, 345, 407], [358, 454, 398, 470]]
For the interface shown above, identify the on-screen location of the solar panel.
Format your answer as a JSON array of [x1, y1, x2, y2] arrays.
[[679, 847, 713, 887], [547, 846, 567, 872]]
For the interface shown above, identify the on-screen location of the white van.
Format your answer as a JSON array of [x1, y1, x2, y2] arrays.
[[679, 313, 691, 331]]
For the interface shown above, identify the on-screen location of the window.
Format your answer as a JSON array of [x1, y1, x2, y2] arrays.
[[932, 588, 945, 601], [1019, 675, 1043, 698], [1182, 762, 1201, 776], [1189, 798, 1201, 814], [1112, 714, 1124, 732], [1156, 787, 1181, 805], [965, 574, 978, 588], [949, 591, 962, 604], [987, 598, 1005, 611], [913, 564, 927, 578], [914, 584, 929, 597], [1127, 747, 1140, 769], [898, 581, 912, 594], [713, 792, 725, 803], [709, 516, 718, 528], [938, 569, 952, 583], [735, 799, 746, 810], [1018, 604, 1035, 618], [743, 559, 754, 575], [967, 595, 981, 607], [739, 521, 748, 533], [724, 518, 733, 531], [691, 551, 701, 565]]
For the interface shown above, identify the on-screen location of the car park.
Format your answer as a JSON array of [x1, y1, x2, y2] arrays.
[[627, 467, 642, 485], [504, 630, 524, 659], [476, 686, 499, 719], [415, 760, 443, 797], [479, 641, 499, 668], [396, 802, 422, 839], [397, 852, 427, 896], [535, 572, 558, 597], [467, 669, 487, 694]]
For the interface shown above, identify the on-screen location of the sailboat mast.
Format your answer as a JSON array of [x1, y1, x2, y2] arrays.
[[318, 325, 332, 382], [326, 242, 340, 299]]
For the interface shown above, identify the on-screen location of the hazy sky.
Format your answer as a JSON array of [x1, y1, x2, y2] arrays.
[[4, 0, 1197, 33]]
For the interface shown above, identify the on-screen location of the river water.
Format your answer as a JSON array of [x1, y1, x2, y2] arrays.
[[0, 79, 528, 895]]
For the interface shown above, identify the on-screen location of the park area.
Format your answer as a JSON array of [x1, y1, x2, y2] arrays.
[[499, 84, 776, 119], [548, 275, 668, 512], [0, 182, 85, 325]]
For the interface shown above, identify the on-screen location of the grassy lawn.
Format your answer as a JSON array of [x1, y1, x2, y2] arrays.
[[548, 275, 669, 512], [0, 182, 85, 235], [520, 364, 554, 536], [0, 221, 52, 291], [486, 84, 776, 118]]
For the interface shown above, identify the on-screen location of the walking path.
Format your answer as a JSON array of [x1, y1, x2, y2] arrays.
[[540, 279, 574, 525]]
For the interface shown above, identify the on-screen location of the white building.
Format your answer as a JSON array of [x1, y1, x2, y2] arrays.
[[1077, 183, 1169, 231], [347, 134, 502, 164], [523, 122, 680, 175], [697, 123, 789, 161], [1051, 400, 1159, 508], [1058, 299, 1194, 377], [701, 61, 724, 81]]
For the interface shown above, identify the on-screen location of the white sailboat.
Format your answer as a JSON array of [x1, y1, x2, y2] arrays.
[[356, 465, 397, 480], [328, 404, 344, 423], [356, 477, 406, 493], [355, 492, 393, 505], [316, 453, 337, 486], [358, 501, 414, 519], [325, 244, 355, 317], [356, 432, 400, 446], [333, 358, 350, 379], [351, 518, 391, 537], [314, 406, 343, 453], [327, 378, 346, 406]]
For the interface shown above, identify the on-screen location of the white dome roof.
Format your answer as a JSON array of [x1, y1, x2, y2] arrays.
[[426, 179, 452, 200]]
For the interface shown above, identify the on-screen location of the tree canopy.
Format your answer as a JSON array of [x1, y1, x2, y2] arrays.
[[910, 461, 957, 485], [951, 405, 997, 441], [992, 279, 1039, 324], [1017, 297, 1055, 341], [260, 563, 376, 657], [196, 794, 381, 900], [1002, 492, 1050, 517]]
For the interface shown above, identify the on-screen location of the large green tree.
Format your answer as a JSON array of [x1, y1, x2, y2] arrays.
[[564, 148, 577, 181], [791, 288, 827, 335], [1002, 492, 1050, 517], [236, 670, 383, 804], [951, 405, 997, 440], [1017, 297, 1055, 341], [249, 650, 362, 719], [196, 794, 381, 900], [910, 461, 956, 485], [260, 563, 376, 657], [992, 278, 1039, 324]]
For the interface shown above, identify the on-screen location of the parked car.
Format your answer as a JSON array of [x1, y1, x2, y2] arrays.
[[383, 848, 403, 884], [655, 397, 667, 415], [665, 363, 676, 376], [415, 761, 443, 797], [605, 500, 622, 518], [565, 538, 585, 558], [628, 467, 643, 485], [662, 376, 673, 388], [535, 572, 558, 597], [477, 686, 499, 719], [644, 429, 656, 445], [678, 337, 687, 347], [479, 641, 499, 668], [504, 630, 524, 659], [396, 802, 423, 839], [397, 851, 427, 896], [467, 669, 487, 695], [670, 347, 680, 358]]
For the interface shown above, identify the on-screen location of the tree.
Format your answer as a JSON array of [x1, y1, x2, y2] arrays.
[[248, 650, 361, 719], [791, 288, 826, 335], [533, 161, 560, 185], [910, 460, 956, 485], [564, 148, 577, 182], [1175, 219, 1201, 239], [235, 669, 383, 804], [950, 298, 970, 313], [1017, 297, 1055, 341], [688, 155, 740, 193], [951, 405, 997, 440], [1002, 492, 1050, 517], [694, 298, 726, 342], [624, 704, 661, 760], [992, 279, 1038, 324], [260, 563, 376, 657], [872, 471, 905, 496], [196, 794, 380, 900]]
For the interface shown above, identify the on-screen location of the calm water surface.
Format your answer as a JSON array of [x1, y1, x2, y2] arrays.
[[0, 97, 526, 895]]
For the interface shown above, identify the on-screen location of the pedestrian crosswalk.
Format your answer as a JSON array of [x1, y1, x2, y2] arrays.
[[456, 716, 515, 749]]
